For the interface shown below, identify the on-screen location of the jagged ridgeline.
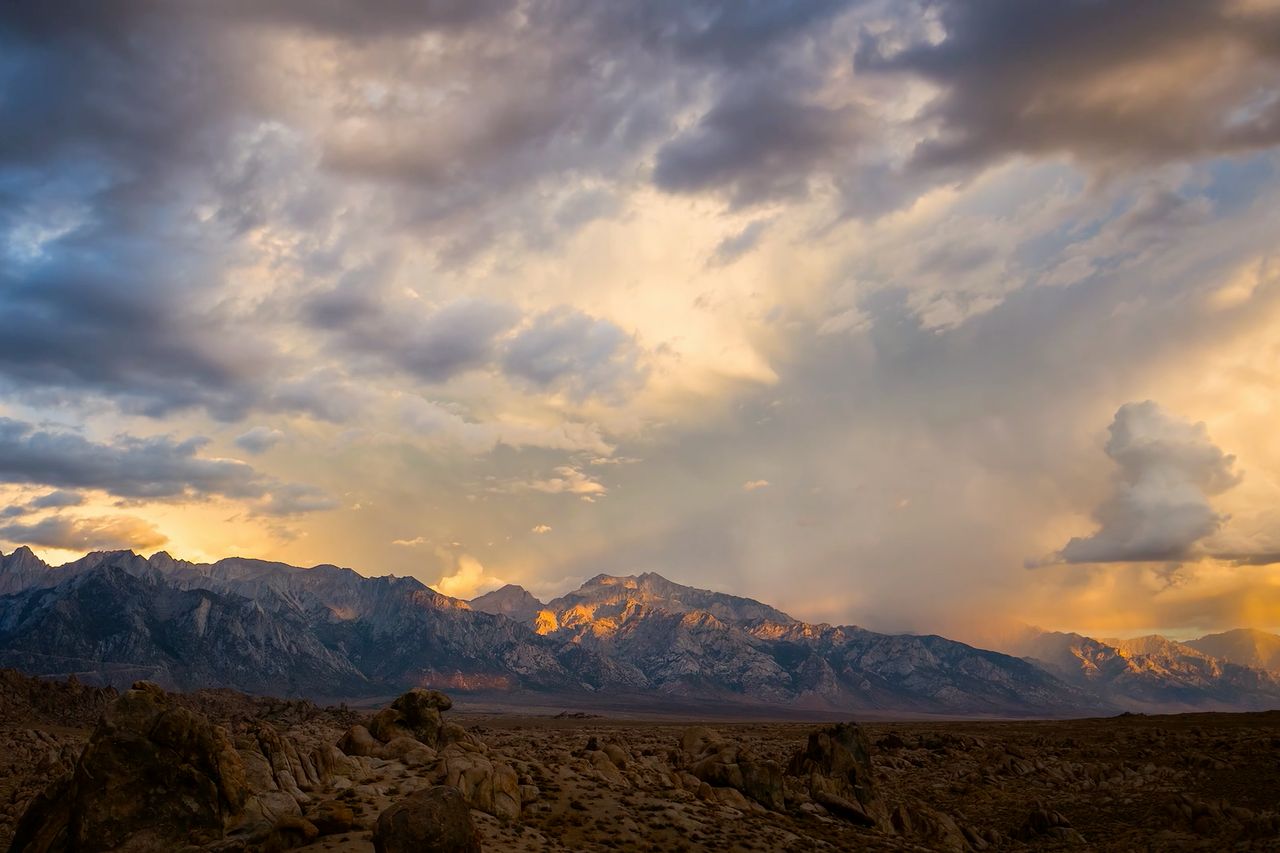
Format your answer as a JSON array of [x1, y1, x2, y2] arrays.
[[3, 548, 1280, 715]]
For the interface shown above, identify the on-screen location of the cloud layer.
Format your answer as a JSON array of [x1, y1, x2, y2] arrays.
[[3, 1, 1280, 634]]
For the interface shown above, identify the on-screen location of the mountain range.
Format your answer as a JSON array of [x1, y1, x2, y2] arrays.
[[2, 546, 1279, 717]]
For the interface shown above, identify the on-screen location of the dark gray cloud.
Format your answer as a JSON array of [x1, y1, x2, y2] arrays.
[[654, 77, 860, 206], [0, 514, 167, 551], [379, 299, 522, 382], [308, 288, 647, 399], [710, 219, 772, 266], [1045, 402, 1241, 564], [0, 418, 331, 513], [310, 293, 521, 383], [1, 490, 86, 520], [28, 489, 86, 510], [0, 0, 868, 423], [857, 0, 1280, 170], [0, 418, 260, 499], [0, 240, 272, 421], [0, 3, 281, 420], [502, 308, 647, 400]]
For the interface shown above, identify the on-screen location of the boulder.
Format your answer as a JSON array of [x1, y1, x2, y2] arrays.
[[374, 786, 481, 853], [261, 815, 318, 851], [369, 708, 415, 744], [234, 791, 303, 839], [1015, 804, 1085, 844], [378, 736, 436, 762], [9, 681, 249, 852], [680, 726, 785, 811], [308, 799, 356, 835], [436, 744, 522, 820], [787, 722, 887, 829], [439, 722, 482, 750], [338, 724, 378, 757], [389, 688, 450, 744], [891, 804, 972, 852], [602, 742, 630, 770], [681, 726, 727, 757], [363, 688, 456, 751]]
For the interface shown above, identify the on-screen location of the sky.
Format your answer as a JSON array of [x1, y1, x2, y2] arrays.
[[3, 0, 1280, 642]]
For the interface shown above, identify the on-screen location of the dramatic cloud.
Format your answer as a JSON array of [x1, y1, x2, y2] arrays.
[[0, 5, 274, 419], [2, 489, 86, 518], [4, 1, 1280, 636], [0, 418, 331, 512], [0, 514, 167, 552], [654, 78, 860, 206], [858, 0, 1280, 171], [27, 489, 85, 510], [312, 296, 521, 384], [435, 553, 505, 599], [502, 309, 647, 400], [1046, 402, 1242, 564]]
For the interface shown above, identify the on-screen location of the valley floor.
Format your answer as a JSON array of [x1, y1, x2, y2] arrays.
[[450, 711, 1280, 851], [3, 676, 1279, 852]]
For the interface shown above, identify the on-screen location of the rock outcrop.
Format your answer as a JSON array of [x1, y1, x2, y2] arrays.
[[787, 722, 887, 828], [679, 726, 785, 811], [890, 803, 974, 852], [369, 687, 452, 746], [0, 669, 117, 728], [1015, 803, 1086, 844], [437, 744, 522, 820], [339, 688, 522, 820], [9, 681, 249, 852], [374, 786, 481, 853]]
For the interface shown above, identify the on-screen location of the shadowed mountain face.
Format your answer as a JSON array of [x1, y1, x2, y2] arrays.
[[1, 548, 1278, 716]]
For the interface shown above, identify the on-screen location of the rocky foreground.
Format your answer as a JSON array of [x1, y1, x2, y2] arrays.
[[2, 669, 1280, 851]]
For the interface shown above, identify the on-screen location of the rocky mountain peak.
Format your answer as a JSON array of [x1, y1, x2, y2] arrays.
[[3, 546, 1280, 716], [469, 584, 544, 622], [0, 546, 46, 573], [0, 547, 55, 595], [1188, 628, 1280, 674], [546, 571, 796, 626]]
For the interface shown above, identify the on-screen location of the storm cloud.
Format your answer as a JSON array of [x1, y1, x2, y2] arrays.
[[654, 78, 861, 206], [502, 309, 648, 400], [3, 0, 1280, 634], [0, 418, 331, 514], [1047, 402, 1242, 564]]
